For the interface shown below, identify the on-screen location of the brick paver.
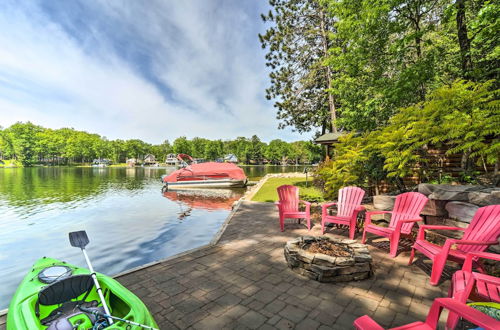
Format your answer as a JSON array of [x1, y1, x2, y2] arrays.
[[0, 201, 451, 329]]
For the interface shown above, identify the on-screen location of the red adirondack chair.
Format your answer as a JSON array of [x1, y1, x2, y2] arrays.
[[362, 192, 428, 257], [321, 186, 365, 239], [275, 185, 311, 232], [409, 205, 500, 286], [354, 297, 500, 330], [447, 251, 500, 329]]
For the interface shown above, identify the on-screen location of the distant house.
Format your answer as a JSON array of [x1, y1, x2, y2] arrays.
[[143, 154, 158, 166], [92, 158, 111, 167], [126, 158, 137, 167], [165, 153, 179, 166], [224, 154, 238, 163]]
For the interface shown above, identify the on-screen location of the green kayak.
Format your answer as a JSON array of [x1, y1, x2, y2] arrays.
[[7, 257, 158, 329]]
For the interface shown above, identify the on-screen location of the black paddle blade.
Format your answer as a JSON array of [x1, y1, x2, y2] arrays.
[[69, 231, 89, 249]]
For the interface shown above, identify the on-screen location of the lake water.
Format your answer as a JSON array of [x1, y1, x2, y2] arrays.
[[0, 165, 306, 309]]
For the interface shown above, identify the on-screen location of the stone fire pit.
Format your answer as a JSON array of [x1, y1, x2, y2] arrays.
[[284, 236, 373, 282]]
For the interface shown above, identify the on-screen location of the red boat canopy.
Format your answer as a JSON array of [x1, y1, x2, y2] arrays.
[[163, 162, 247, 183]]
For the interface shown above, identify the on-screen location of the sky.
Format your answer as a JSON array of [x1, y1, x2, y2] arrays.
[[0, 0, 313, 144]]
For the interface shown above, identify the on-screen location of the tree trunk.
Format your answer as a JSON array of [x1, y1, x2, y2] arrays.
[[319, 9, 337, 133], [456, 0, 473, 79]]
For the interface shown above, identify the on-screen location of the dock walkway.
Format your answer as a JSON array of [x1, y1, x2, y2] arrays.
[[0, 201, 449, 329]]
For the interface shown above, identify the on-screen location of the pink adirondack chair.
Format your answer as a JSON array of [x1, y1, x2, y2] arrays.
[[409, 205, 500, 286], [354, 297, 500, 330], [321, 186, 365, 239], [275, 185, 311, 232], [362, 192, 428, 257], [447, 251, 500, 329]]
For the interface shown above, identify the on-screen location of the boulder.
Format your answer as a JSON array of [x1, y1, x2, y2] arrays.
[[445, 201, 479, 223], [373, 195, 396, 210], [421, 199, 448, 216], [418, 184, 486, 201], [468, 189, 500, 206]]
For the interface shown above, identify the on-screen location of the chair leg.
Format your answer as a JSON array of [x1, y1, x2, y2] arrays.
[[430, 254, 447, 286], [349, 223, 356, 240], [321, 219, 325, 234], [389, 238, 399, 258], [361, 229, 367, 244], [306, 215, 311, 231], [408, 247, 416, 265], [280, 214, 284, 232]]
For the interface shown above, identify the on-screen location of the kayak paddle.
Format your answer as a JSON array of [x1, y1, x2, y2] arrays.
[[69, 230, 114, 325]]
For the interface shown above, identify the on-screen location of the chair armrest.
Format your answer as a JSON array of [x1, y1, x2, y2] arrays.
[[353, 315, 384, 330], [365, 211, 391, 225], [322, 202, 337, 209], [366, 210, 391, 216], [463, 249, 500, 272], [398, 218, 423, 223], [355, 205, 365, 211], [416, 225, 466, 240], [299, 200, 311, 213], [431, 298, 500, 330], [440, 238, 498, 259], [395, 218, 423, 232]]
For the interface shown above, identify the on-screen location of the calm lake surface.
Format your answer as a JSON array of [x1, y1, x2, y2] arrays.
[[0, 165, 306, 309]]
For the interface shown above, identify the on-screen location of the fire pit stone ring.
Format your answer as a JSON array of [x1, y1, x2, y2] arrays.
[[284, 236, 373, 282]]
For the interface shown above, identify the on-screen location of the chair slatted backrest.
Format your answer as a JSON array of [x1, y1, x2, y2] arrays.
[[459, 205, 500, 253], [277, 185, 299, 212], [337, 186, 365, 217], [390, 192, 428, 234]]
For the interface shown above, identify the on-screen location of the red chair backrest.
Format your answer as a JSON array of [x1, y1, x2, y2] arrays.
[[277, 185, 299, 212], [390, 192, 428, 234], [459, 205, 500, 253], [337, 186, 365, 217]]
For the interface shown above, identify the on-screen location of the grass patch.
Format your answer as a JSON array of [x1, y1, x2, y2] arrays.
[[251, 177, 324, 203]]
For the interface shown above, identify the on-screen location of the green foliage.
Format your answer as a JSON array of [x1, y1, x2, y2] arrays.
[[172, 137, 192, 155], [377, 80, 499, 179], [315, 80, 499, 194], [264, 139, 291, 164], [314, 133, 383, 199]]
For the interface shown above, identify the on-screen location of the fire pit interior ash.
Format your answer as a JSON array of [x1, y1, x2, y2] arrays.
[[284, 236, 373, 282]]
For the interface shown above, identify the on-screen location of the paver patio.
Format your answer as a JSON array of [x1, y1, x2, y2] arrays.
[[0, 201, 452, 329]]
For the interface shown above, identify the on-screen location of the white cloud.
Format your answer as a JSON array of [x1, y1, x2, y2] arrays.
[[0, 1, 313, 143]]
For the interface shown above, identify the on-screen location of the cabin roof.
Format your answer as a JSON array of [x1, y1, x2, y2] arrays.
[[314, 132, 347, 144]]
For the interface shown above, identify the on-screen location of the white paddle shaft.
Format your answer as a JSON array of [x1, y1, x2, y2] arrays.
[[81, 248, 114, 325]]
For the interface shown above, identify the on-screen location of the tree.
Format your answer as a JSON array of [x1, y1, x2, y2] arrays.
[[204, 140, 224, 160], [325, 0, 446, 131], [2, 122, 43, 165], [172, 137, 192, 155], [265, 139, 291, 164], [260, 0, 338, 134], [248, 135, 265, 164], [191, 137, 209, 158]]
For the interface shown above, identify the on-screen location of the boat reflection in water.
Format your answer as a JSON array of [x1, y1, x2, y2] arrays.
[[162, 188, 243, 219]]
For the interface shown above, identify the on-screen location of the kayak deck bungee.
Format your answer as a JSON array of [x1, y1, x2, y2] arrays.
[[7, 257, 158, 329]]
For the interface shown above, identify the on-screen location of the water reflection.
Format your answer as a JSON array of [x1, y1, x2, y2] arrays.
[[162, 188, 243, 219]]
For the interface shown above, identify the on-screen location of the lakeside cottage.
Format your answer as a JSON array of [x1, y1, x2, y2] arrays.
[[143, 154, 157, 166]]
